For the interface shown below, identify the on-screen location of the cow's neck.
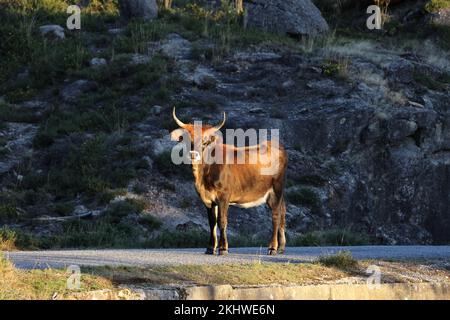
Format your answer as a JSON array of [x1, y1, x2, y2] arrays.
[[191, 163, 203, 184], [191, 145, 211, 185]]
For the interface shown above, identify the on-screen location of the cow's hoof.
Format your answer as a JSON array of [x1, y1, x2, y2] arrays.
[[268, 248, 277, 255], [218, 249, 228, 256], [205, 248, 216, 255], [278, 248, 286, 255]]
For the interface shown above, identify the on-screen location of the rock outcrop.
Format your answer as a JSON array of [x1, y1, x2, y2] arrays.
[[118, 0, 158, 21], [39, 25, 65, 39], [245, 0, 329, 37]]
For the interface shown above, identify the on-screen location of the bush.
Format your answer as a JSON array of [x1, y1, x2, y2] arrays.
[[425, 0, 450, 12], [0, 0, 118, 85], [0, 226, 17, 250], [290, 229, 372, 246], [38, 134, 145, 198], [287, 187, 320, 207], [139, 214, 163, 230], [317, 251, 358, 269], [0, 226, 45, 250], [104, 199, 147, 223], [54, 219, 139, 248], [144, 229, 208, 248]]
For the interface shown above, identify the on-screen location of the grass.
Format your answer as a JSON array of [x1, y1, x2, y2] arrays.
[[0, 0, 118, 87], [1, 225, 373, 250], [0, 101, 41, 123], [0, 253, 115, 300], [286, 187, 320, 208], [139, 214, 163, 230], [153, 150, 192, 179], [425, 0, 450, 12], [88, 262, 352, 287], [290, 229, 373, 246], [322, 58, 349, 79], [317, 251, 358, 270], [413, 68, 450, 91], [29, 133, 148, 199], [0, 226, 18, 250], [2, 255, 449, 299]]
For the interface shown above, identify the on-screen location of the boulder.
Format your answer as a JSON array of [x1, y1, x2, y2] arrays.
[[60, 80, 97, 103], [160, 34, 192, 60], [39, 25, 65, 40], [429, 8, 450, 26], [129, 53, 151, 65], [244, 0, 329, 37], [193, 66, 217, 89], [90, 58, 107, 68], [118, 0, 158, 21]]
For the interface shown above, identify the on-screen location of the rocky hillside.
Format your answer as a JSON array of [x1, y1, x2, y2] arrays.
[[0, 0, 449, 249]]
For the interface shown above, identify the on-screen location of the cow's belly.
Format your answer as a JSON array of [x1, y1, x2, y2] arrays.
[[230, 188, 272, 209]]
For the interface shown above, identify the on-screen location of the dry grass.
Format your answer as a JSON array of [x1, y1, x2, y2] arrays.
[[2, 251, 450, 299], [89, 262, 356, 287], [87, 257, 450, 287], [0, 254, 114, 300], [326, 38, 450, 72]]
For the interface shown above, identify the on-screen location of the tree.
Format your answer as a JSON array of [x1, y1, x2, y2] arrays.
[[166, 0, 173, 9], [235, 0, 244, 14]]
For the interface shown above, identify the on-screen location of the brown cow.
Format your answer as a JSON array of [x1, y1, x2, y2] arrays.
[[171, 108, 288, 255]]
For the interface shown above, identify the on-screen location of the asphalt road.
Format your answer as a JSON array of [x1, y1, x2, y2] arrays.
[[4, 246, 450, 269]]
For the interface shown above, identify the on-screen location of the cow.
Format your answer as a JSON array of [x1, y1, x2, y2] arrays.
[[170, 108, 288, 255]]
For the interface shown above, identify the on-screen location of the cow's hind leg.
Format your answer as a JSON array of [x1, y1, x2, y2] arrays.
[[217, 200, 230, 255], [267, 193, 281, 256], [278, 197, 286, 254], [205, 205, 218, 255]]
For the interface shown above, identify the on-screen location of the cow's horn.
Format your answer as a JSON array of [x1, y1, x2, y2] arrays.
[[212, 112, 226, 131], [173, 107, 187, 128]]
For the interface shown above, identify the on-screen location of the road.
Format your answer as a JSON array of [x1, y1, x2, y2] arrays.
[[4, 246, 450, 269]]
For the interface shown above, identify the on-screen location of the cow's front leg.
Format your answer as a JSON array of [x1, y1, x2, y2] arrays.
[[205, 205, 218, 255], [217, 200, 230, 255]]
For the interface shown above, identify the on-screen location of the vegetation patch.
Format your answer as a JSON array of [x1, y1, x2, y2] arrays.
[[413, 69, 450, 91], [0, 253, 114, 300], [286, 187, 320, 208], [290, 229, 373, 246], [317, 251, 358, 270], [425, 0, 450, 13], [0, 102, 40, 123], [322, 58, 349, 79], [88, 262, 352, 287]]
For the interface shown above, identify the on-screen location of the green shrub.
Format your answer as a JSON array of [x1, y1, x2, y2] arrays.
[[40, 134, 143, 197], [144, 229, 208, 248], [139, 214, 163, 230], [287, 187, 320, 207], [425, 0, 450, 12], [54, 219, 139, 248], [103, 199, 147, 223], [0, 0, 118, 86], [322, 59, 348, 78], [413, 70, 450, 91], [317, 251, 358, 269], [0, 226, 43, 250], [154, 150, 192, 179], [0, 226, 17, 250], [0, 102, 40, 123], [52, 202, 75, 216], [290, 229, 372, 246], [0, 202, 19, 222]]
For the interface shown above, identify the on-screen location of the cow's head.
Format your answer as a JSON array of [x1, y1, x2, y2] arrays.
[[171, 107, 226, 161]]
